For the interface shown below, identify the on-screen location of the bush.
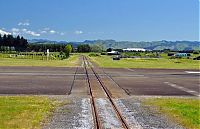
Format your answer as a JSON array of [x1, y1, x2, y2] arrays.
[[89, 53, 100, 57], [101, 52, 106, 55], [193, 51, 200, 54]]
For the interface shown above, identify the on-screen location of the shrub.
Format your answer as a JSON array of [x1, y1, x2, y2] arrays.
[[193, 51, 200, 54], [101, 52, 106, 55], [89, 53, 100, 57]]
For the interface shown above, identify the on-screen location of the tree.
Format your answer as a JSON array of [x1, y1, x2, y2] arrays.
[[64, 44, 72, 57], [106, 48, 112, 52], [0, 34, 28, 52], [90, 44, 104, 52], [0, 34, 2, 47], [77, 44, 91, 53]]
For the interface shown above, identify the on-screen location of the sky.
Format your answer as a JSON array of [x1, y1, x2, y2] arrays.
[[0, 0, 199, 42]]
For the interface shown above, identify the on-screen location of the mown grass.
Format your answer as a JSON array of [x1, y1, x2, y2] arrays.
[[0, 96, 61, 129], [90, 55, 200, 69], [0, 54, 80, 67], [143, 98, 200, 129]]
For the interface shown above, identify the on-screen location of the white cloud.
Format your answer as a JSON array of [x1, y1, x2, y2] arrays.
[[11, 28, 40, 37], [9, 26, 65, 37], [0, 29, 11, 35], [26, 30, 40, 37], [39, 27, 65, 35], [75, 30, 83, 35], [18, 20, 30, 26], [11, 28, 21, 35], [22, 29, 27, 32], [49, 30, 56, 34], [40, 30, 47, 34], [11, 28, 20, 32]]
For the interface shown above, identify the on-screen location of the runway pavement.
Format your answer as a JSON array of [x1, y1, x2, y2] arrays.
[[0, 66, 199, 96], [0, 66, 77, 95], [103, 68, 200, 96]]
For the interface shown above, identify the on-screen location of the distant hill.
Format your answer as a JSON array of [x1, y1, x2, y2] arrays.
[[28, 39, 79, 47], [28, 39, 67, 44], [79, 40, 200, 51], [28, 39, 200, 51]]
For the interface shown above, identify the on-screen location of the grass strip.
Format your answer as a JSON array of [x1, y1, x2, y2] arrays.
[[0, 54, 80, 67], [0, 96, 61, 129], [90, 55, 200, 69], [143, 98, 200, 129]]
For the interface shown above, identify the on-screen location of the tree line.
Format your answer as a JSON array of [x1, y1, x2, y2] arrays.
[[27, 43, 68, 52], [0, 34, 104, 53], [0, 34, 28, 51]]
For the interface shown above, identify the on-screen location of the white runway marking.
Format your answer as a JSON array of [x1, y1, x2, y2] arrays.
[[0, 72, 108, 76], [0, 73, 79, 76], [89, 62, 94, 67], [125, 68, 135, 72], [185, 71, 200, 74], [81, 61, 84, 67], [164, 82, 200, 97], [111, 74, 145, 77]]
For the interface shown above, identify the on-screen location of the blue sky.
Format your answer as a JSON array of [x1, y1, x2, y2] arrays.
[[0, 0, 199, 41]]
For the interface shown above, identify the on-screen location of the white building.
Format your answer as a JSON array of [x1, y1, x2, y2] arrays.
[[107, 51, 120, 55], [123, 48, 146, 52]]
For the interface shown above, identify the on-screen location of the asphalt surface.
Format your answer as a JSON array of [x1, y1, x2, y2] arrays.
[[0, 66, 199, 96], [103, 68, 200, 96], [0, 66, 77, 95]]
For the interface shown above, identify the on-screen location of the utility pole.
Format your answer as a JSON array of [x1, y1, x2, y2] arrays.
[[47, 49, 49, 61]]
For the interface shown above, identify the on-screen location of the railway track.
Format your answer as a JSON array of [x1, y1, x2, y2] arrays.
[[68, 67, 79, 95], [101, 67, 131, 95], [82, 56, 130, 129]]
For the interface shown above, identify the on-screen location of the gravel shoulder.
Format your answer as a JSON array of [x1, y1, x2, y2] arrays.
[[114, 96, 186, 129], [42, 95, 193, 129], [43, 96, 94, 129]]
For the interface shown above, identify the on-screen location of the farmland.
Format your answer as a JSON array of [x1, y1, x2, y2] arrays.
[[89, 54, 200, 69], [0, 53, 80, 67]]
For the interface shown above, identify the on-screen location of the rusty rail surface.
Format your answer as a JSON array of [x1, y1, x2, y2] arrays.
[[83, 56, 130, 129]]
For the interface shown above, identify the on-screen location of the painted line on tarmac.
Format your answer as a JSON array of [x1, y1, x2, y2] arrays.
[[81, 61, 84, 67], [0, 73, 82, 76], [124, 68, 148, 77], [185, 71, 200, 74], [164, 82, 200, 97], [109, 74, 145, 77], [89, 62, 94, 67], [125, 68, 135, 72], [0, 73, 105, 76]]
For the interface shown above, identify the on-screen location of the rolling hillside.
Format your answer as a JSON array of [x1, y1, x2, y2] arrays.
[[28, 39, 200, 51]]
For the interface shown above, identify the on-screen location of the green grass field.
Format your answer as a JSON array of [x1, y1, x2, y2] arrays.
[[0, 54, 80, 67], [0, 96, 62, 129], [143, 98, 200, 129], [89, 55, 200, 69]]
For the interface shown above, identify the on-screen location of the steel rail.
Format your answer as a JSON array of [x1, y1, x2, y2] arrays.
[[68, 67, 79, 95], [82, 56, 100, 129], [84, 56, 130, 129]]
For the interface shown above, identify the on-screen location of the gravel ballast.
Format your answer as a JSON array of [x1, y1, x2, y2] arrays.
[[44, 97, 94, 129], [114, 97, 185, 129]]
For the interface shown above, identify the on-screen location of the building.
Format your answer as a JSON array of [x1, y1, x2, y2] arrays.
[[175, 53, 188, 57], [123, 48, 146, 52], [107, 51, 120, 55]]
